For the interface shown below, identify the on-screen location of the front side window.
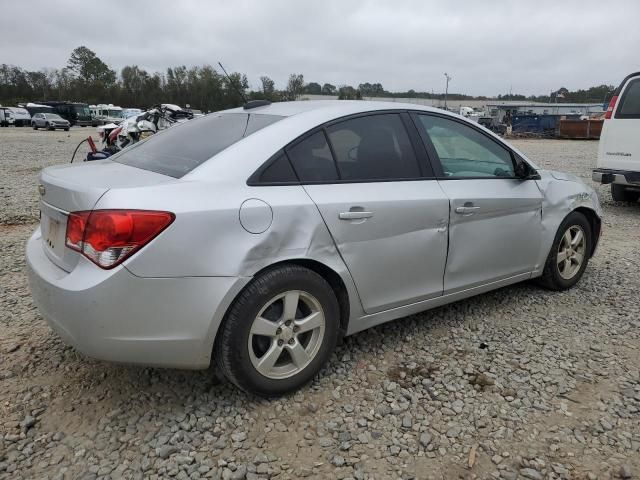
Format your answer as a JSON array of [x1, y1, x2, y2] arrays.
[[286, 131, 339, 183], [416, 115, 515, 178], [326, 114, 421, 181], [616, 79, 640, 118], [114, 113, 283, 178]]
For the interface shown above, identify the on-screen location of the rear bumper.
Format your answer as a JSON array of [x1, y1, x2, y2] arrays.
[[26, 228, 249, 369], [592, 168, 640, 187]]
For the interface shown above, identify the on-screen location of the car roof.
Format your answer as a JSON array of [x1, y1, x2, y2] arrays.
[[188, 100, 540, 181], [616, 72, 640, 94], [223, 100, 443, 118]]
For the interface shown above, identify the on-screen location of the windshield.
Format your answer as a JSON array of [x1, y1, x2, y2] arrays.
[[46, 114, 63, 120], [108, 110, 123, 118], [73, 105, 91, 117], [113, 113, 284, 178]]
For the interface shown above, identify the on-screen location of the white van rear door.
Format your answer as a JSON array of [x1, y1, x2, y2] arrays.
[[598, 76, 640, 171]]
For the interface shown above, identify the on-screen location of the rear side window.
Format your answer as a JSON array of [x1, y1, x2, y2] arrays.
[[114, 113, 283, 178], [616, 78, 640, 118], [286, 131, 339, 182], [255, 153, 298, 184], [326, 114, 421, 181]]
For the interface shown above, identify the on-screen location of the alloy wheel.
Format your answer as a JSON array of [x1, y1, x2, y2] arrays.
[[557, 225, 586, 280], [248, 290, 325, 379]]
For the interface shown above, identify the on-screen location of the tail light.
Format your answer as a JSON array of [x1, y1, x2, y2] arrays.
[[605, 95, 618, 119], [65, 210, 175, 269]]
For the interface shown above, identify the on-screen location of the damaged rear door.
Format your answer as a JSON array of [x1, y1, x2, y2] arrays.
[[287, 113, 450, 314]]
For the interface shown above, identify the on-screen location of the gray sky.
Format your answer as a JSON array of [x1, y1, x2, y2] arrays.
[[1, 0, 637, 96]]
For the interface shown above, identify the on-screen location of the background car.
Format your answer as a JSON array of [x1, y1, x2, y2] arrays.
[[6, 106, 31, 126], [27, 101, 602, 396], [31, 112, 70, 131], [0, 107, 14, 126], [593, 71, 640, 202]]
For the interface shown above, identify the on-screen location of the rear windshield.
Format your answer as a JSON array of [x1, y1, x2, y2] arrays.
[[616, 79, 640, 118], [113, 112, 283, 177]]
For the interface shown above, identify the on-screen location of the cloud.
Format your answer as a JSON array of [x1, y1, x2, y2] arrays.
[[0, 0, 636, 95]]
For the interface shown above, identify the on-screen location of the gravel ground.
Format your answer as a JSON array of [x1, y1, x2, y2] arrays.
[[1, 127, 639, 480]]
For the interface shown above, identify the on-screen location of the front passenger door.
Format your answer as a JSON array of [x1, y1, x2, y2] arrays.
[[412, 113, 543, 294]]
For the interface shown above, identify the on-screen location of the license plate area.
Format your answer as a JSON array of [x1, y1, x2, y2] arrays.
[[40, 203, 68, 261], [45, 217, 60, 249]]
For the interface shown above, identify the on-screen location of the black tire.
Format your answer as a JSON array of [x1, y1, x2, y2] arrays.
[[64, 127, 70, 131], [215, 265, 340, 396], [46, 123, 53, 131], [611, 184, 640, 202], [537, 211, 591, 290], [32, 124, 37, 130]]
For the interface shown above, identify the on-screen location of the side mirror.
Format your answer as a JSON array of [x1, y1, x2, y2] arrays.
[[514, 159, 540, 180], [514, 160, 528, 179]]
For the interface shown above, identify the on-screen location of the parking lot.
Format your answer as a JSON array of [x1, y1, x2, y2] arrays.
[[1, 127, 639, 479]]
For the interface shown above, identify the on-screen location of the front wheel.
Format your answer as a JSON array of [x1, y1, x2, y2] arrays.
[[32, 124, 37, 130], [537, 211, 591, 290], [215, 265, 340, 396]]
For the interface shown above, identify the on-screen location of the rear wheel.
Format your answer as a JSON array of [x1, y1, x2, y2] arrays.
[[537, 211, 591, 290], [215, 265, 339, 396], [611, 184, 640, 202], [32, 123, 37, 130]]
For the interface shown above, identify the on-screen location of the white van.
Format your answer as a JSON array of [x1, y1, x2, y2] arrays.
[[90, 104, 124, 126], [593, 71, 640, 202], [0, 107, 14, 126], [7, 107, 31, 126]]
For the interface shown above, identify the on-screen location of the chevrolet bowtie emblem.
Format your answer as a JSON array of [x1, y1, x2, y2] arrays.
[[38, 184, 46, 196]]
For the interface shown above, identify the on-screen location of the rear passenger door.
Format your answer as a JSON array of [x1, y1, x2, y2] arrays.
[[289, 113, 450, 314], [412, 113, 543, 294]]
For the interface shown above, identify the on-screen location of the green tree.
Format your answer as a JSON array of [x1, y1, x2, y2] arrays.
[[67, 46, 116, 86], [121, 65, 148, 105], [337, 85, 361, 100], [304, 82, 322, 95], [321, 83, 336, 95], [284, 74, 304, 101]]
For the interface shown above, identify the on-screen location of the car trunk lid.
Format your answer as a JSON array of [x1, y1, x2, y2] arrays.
[[38, 160, 174, 272]]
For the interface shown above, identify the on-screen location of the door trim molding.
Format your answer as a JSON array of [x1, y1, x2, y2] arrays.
[[347, 271, 531, 335]]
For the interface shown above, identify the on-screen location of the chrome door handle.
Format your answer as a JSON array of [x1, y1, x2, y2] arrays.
[[455, 206, 480, 215], [339, 211, 373, 220]]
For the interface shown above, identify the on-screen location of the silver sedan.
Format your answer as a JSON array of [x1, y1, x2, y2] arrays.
[[26, 101, 602, 396]]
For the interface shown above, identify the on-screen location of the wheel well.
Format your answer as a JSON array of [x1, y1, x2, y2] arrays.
[[255, 259, 351, 337], [573, 207, 601, 257]]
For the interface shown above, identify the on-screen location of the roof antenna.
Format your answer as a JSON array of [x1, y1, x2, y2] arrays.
[[218, 62, 248, 104]]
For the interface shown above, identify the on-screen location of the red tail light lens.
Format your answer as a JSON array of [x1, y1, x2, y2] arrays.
[[605, 95, 618, 119], [65, 210, 175, 269]]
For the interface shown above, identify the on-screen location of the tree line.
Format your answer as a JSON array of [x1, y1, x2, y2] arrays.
[[0, 46, 616, 111]]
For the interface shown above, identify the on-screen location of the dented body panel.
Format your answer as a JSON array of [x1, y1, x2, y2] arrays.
[[532, 169, 603, 274]]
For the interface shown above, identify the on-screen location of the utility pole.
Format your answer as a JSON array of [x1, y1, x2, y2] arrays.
[[444, 73, 452, 110]]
